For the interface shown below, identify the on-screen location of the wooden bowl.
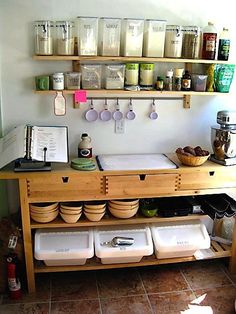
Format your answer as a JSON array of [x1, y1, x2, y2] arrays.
[[108, 202, 139, 211], [30, 202, 59, 212], [109, 199, 139, 206], [60, 202, 83, 211], [30, 207, 58, 215], [60, 212, 82, 223], [30, 210, 58, 223], [60, 208, 82, 215], [176, 153, 210, 167], [84, 207, 105, 214], [84, 201, 106, 210], [108, 206, 138, 219], [84, 211, 105, 222]]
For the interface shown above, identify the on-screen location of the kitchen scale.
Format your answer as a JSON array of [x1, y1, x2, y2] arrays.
[[210, 110, 236, 166]]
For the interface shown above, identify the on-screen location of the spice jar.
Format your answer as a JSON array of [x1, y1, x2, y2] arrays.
[[55, 21, 75, 55], [174, 68, 184, 91], [164, 25, 183, 58], [156, 76, 164, 90], [34, 20, 53, 55], [182, 26, 201, 59]]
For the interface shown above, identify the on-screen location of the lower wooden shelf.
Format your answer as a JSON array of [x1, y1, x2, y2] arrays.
[[34, 240, 231, 274]]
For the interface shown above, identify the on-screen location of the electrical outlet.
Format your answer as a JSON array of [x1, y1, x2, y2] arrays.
[[115, 119, 125, 133]]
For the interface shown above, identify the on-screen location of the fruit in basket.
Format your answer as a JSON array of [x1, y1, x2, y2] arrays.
[[175, 145, 210, 166]]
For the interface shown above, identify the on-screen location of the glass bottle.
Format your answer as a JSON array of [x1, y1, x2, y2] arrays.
[[181, 70, 191, 91], [34, 20, 53, 55], [202, 22, 217, 60], [164, 69, 173, 91], [78, 133, 92, 158], [156, 76, 164, 90], [174, 68, 184, 91], [217, 27, 230, 61]]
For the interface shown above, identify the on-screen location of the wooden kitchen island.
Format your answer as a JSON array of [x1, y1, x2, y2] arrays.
[[0, 154, 236, 293]]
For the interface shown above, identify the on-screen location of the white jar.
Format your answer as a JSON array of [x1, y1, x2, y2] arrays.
[[105, 64, 125, 89], [52, 73, 64, 90], [121, 18, 144, 56], [139, 63, 154, 89], [164, 25, 183, 58], [77, 16, 98, 56], [143, 19, 167, 57], [125, 63, 139, 86], [99, 18, 121, 56]]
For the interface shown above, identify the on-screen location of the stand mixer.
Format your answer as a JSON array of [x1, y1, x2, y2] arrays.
[[211, 110, 236, 165]]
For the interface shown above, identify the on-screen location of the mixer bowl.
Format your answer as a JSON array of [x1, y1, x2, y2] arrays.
[[211, 126, 236, 160]]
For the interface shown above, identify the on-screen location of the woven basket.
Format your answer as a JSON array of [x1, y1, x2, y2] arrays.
[[176, 153, 210, 166]]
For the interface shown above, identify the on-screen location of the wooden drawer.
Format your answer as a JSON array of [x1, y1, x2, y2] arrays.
[[179, 170, 236, 190], [27, 175, 104, 200], [105, 173, 179, 197]]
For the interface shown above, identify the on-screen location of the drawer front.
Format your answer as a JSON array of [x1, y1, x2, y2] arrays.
[[105, 174, 179, 197], [179, 170, 236, 190], [27, 175, 104, 199]]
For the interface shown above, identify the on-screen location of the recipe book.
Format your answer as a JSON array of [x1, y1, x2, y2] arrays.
[[0, 124, 69, 169]]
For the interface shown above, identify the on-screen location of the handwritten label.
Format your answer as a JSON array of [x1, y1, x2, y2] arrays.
[[74, 90, 87, 103]]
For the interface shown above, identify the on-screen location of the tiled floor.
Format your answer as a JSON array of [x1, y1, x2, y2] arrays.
[[0, 260, 235, 314]]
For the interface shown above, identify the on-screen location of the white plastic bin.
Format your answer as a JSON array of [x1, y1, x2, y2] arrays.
[[151, 220, 210, 259], [94, 225, 153, 264], [34, 228, 94, 266]]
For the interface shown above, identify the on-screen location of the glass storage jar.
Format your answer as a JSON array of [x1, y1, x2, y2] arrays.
[[55, 21, 75, 55], [164, 25, 183, 58], [81, 64, 102, 89], [121, 18, 144, 57], [98, 17, 121, 56], [181, 26, 201, 59], [143, 19, 167, 57], [65, 72, 81, 90], [105, 64, 125, 89], [34, 20, 53, 55], [77, 16, 98, 56]]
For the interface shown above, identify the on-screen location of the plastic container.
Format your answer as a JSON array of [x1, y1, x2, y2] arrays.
[[34, 20, 53, 55], [151, 220, 210, 259], [94, 225, 153, 264], [143, 19, 167, 57], [64, 72, 81, 90], [77, 17, 98, 56], [105, 64, 125, 89], [34, 228, 94, 266], [192, 74, 208, 92], [98, 18, 121, 56], [202, 22, 217, 60], [121, 18, 144, 56], [217, 27, 230, 61], [164, 25, 183, 58], [81, 64, 102, 89], [181, 26, 201, 59], [55, 21, 75, 55]]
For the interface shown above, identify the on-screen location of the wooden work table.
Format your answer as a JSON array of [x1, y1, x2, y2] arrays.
[[0, 154, 236, 293]]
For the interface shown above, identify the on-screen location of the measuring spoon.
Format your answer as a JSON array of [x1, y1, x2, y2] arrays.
[[113, 99, 123, 121], [149, 99, 158, 120], [99, 99, 112, 121], [85, 99, 98, 122], [126, 99, 136, 120]]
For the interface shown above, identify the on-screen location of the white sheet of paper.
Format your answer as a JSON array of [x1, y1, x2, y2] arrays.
[[97, 154, 177, 171]]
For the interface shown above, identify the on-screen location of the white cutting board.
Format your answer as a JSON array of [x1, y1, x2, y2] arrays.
[[96, 154, 177, 171]]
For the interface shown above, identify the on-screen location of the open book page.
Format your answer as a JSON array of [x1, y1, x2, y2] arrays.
[[0, 125, 26, 169], [31, 126, 68, 163]]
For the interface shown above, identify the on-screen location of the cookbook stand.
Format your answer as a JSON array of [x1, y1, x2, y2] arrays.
[[14, 147, 51, 172]]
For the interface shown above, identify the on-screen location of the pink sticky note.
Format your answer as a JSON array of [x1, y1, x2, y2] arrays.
[[74, 90, 87, 103]]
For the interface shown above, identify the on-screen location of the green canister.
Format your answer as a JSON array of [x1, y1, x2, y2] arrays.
[[140, 63, 154, 89], [125, 63, 139, 86]]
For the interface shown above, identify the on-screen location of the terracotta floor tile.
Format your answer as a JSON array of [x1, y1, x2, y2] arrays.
[[51, 299, 101, 314], [193, 285, 236, 314], [51, 271, 98, 301], [0, 302, 49, 314], [2, 274, 50, 304], [181, 260, 232, 289], [100, 295, 152, 314], [97, 269, 145, 298], [140, 265, 189, 294], [148, 290, 196, 314]]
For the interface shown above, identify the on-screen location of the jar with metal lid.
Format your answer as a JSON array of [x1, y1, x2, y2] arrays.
[[125, 63, 139, 88], [52, 73, 64, 90], [139, 63, 154, 90], [181, 26, 201, 59], [164, 25, 183, 58], [34, 20, 53, 55], [55, 21, 75, 55]]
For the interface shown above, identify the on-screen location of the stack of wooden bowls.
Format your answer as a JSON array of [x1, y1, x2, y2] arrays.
[[83, 201, 106, 222], [59, 202, 83, 223], [108, 199, 139, 219], [30, 202, 59, 223]]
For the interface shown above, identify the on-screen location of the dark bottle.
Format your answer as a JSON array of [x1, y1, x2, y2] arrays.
[[181, 70, 191, 91], [202, 22, 217, 60], [156, 76, 164, 91], [217, 27, 230, 61]]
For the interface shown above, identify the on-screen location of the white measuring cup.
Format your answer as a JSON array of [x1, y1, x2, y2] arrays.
[[126, 98, 136, 120], [113, 99, 123, 121], [149, 99, 158, 120], [85, 99, 98, 122], [99, 99, 112, 121]]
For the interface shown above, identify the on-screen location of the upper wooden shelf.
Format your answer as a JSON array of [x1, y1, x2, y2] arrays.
[[33, 55, 231, 64]]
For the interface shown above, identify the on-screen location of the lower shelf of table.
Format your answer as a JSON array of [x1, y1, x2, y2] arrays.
[[34, 240, 231, 274]]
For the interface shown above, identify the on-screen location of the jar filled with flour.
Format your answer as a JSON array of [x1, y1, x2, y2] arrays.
[[34, 20, 53, 55], [55, 21, 75, 55], [164, 25, 183, 58]]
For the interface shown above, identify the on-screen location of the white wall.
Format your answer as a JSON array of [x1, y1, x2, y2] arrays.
[[0, 0, 236, 158]]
